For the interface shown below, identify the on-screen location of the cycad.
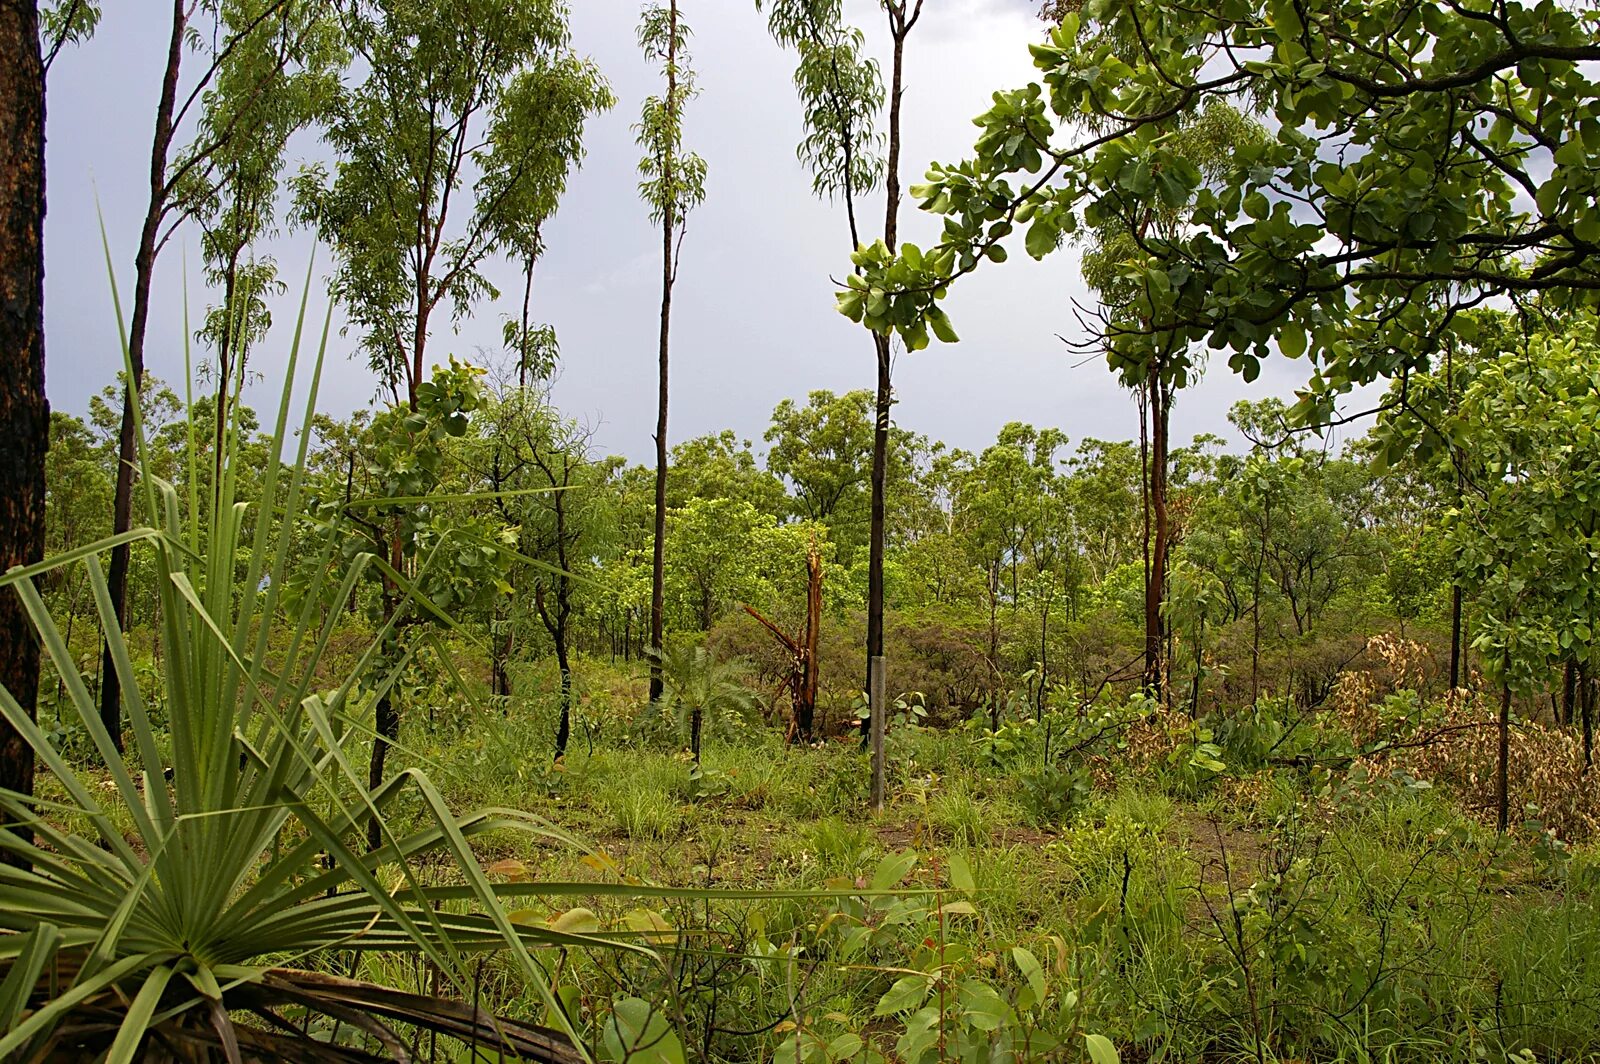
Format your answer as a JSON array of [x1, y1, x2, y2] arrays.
[[648, 643, 756, 764]]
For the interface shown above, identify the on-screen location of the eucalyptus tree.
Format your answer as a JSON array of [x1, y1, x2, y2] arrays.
[[1042, 0, 1267, 695], [636, 0, 707, 703], [294, 0, 582, 408], [39, 0, 98, 73], [174, 2, 343, 469], [486, 55, 614, 387], [0, 0, 49, 834], [758, 0, 924, 810], [765, 389, 875, 553], [101, 0, 333, 750], [473, 389, 609, 758]]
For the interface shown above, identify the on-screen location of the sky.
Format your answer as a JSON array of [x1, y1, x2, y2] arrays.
[[40, 0, 1352, 464]]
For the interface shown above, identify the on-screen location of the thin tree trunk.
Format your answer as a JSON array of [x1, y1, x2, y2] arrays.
[[553, 635, 572, 759], [0, 0, 49, 864], [648, 0, 680, 705], [517, 256, 535, 389], [1496, 664, 1511, 834], [866, 3, 916, 812], [366, 568, 400, 852], [101, 0, 186, 754], [1144, 376, 1169, 698], [1581, 660, 1593, 769], [1449, 585, 1463, 691], [1562, 659, 1576, 728]]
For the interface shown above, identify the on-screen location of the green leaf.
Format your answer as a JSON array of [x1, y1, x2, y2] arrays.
[[927, 307, 960, 344], [948, 852, 976, 893], [871, 849, 917, 890], [875, 974, 932, 1016], [1012, 946, 1047, 1004], [1026, 218, 1058, 259], [1085, 1033, 1121, 1064], [1279, 322, 1307, 359]]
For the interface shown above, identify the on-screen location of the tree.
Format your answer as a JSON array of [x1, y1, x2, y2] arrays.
[[475, 391, 607, 758], [842, 0, 1600, 468], [102, 0, 329, 750], [637, 0, 707, 704], [297, 360, 509, 849], [293, 0, 576, 407], [765, 389, 875, 550], [0, 0, 49, 855], [759, 0, 924, 811], [650, 643, 756, 769], [176, 1, 342, 474], [1449, 320, 1600, 813], [668, 430, 786, 516], [485, 56, 613, 387]]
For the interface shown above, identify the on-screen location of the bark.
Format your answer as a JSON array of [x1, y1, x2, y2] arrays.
[[1581, 661, 1593, 769], [1496, 671, 1511, 834], [366, 569, 400, 852], [1449, 585, 1463, 691], [865, 6, 916, 812], [647, 0, 679, 705], [1143, 375, 1170, 698], [1561, 659, 1576, 728], [100, 0, 186, 753], [0, 0, 49, 861]]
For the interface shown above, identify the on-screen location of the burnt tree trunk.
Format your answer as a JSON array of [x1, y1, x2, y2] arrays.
[[1144, 374, 1170, 698], [101, 0, 186, 753], [0, 0, 50, 860], [1496, 670, 1511, 834]]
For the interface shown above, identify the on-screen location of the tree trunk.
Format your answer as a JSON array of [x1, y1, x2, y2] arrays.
[[100, 0, 186, 753], [1496, 673, 1511, 834], [1144, 376, 1169, 698], [799, 543, 822, 742], [553, 636, 572, 760], [1449, 584, 1463, 691], [1581, 660, 1593, 769], [1561, 659, 1576, 728], [648, 1, 679, 705], [865, 333, 890, 751], [0, 0, 49, 864], [865, 5, 914, 813], [366, 575, 400, 852]]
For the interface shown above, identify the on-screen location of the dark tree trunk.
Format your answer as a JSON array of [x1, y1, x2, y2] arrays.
[[1449, 585, 1463, 691], [865, 330, 890, 717], [101, 0, 186, 753], [799, 543, 821, 742], [1496, 673, 1511, 834], [1581, 661, 1593, 769], [865, 3, 917, 813], [1144, 376, 1170, 698], [0, 0, 50, 862], [647, 0, 680, 705], [553, 637, 572, 759], [1561, 659, 1576, 728], [368, 540, 403, 844]]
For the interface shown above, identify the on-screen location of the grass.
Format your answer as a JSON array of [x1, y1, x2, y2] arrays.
[[48, 657, 1600, 1063]]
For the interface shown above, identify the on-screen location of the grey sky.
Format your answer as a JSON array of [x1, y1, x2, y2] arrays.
[[42, 0, 1342, 463]]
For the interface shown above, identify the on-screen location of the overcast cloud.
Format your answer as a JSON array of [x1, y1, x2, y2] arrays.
[[42, 0, 1345, 462]]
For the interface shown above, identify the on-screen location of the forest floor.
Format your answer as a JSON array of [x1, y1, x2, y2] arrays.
[[368, 709, 1600, 1062]]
